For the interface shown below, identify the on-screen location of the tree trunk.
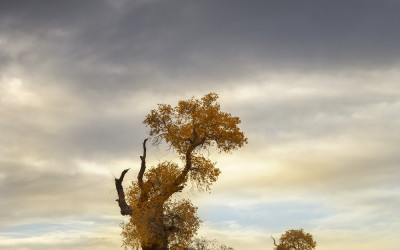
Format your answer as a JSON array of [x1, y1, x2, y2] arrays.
[[141, 232, 168, 250], [142, 245, 167, 250], [139, 203, 169, 250], [116, 139, 170, 249]]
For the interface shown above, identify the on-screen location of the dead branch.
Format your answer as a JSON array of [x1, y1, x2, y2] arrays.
[[138, 138, 148, 185], [115, 168, 132, 216]]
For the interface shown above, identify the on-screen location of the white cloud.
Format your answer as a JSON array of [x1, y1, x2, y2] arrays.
[[1, 1, 400, 249]]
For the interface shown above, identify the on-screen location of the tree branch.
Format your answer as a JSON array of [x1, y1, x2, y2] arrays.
[[166, 225, 179, 233], [195, 137, 206, 147], [271, 236, 279, 247], [115, 169, 132, 216], [138, 138, 148, 185], [163, 135, 206, 199]]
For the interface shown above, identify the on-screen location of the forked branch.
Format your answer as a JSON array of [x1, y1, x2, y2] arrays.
[[115, 168, 132, 216]]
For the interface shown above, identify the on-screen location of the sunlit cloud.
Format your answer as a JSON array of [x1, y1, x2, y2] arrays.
[[1, 0, 399, 249]]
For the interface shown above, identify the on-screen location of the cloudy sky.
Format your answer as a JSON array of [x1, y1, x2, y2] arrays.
[[1, 0, 400, 249]]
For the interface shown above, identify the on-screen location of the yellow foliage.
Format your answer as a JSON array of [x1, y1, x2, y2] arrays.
[[121, 93, 247, 249], [143, 93, 247, 154], [189, 156, 220, 192], [274, 229, 317, 250]]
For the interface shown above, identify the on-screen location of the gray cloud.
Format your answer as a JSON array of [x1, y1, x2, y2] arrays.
[[2, 0, 400, 101], [64, 116, 145, 158], [0, 160, 118, 226], [1, 1, 400, 249]]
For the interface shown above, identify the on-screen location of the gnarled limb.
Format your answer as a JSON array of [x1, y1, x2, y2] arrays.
[[272, 235, 279, 246], [138, 138, 148, 185], [172, 137, 205, 189], [137, 139, 151, 203], [115, 168, 132, 216]]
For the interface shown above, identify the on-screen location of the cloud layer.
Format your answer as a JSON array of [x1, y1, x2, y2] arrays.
[[1, 1, 400, 249]]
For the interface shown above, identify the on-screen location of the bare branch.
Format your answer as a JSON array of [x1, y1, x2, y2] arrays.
[[138, 138, 148, 185], [115, 169, 132, 216], [271, 235, 279, 247]]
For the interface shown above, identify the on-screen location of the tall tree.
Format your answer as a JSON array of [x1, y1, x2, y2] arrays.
[[272, 229, 317, 250], [115, 93, 247, 250]]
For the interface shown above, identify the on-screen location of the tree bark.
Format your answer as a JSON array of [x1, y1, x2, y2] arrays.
[[138, 138, 148, 185], [142, 245, 168, 250], [115, 139, 189, 249], [115, 168, 132, 216]]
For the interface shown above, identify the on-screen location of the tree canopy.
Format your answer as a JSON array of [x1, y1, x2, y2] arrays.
[[272, 229, 317, 250], [115, 93, 247, 249]]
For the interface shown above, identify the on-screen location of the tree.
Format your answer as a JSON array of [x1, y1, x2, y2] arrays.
[[272, 229, 317, 250], [115, 93, 247, 250]]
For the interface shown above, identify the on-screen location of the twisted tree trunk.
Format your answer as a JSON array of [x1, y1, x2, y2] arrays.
[[115, 139, 169, 250]]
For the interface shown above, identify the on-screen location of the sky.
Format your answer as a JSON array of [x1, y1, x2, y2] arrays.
[[0, 0, 399, 249]]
